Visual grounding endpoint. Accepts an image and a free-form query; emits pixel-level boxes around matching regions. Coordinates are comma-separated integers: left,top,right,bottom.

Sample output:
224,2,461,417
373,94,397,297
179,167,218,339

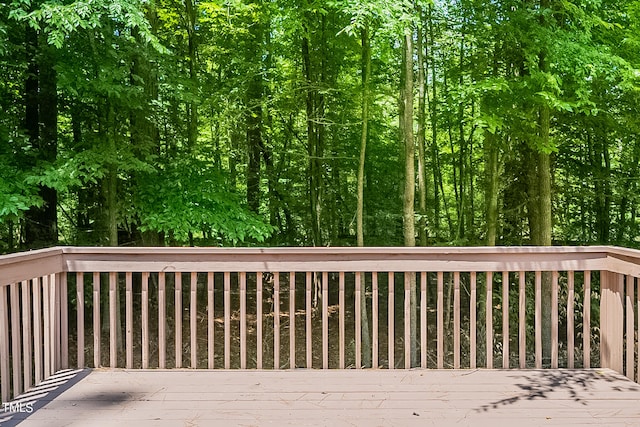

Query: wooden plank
21,280,32,390
43,274,51,378
207,272,214,369
257,273,263,370
535,271,542,369
322,272,328,369
305,272,312,368
224,271,230,369
240,272,246,370
404,273,410,370
552,270,559,369
339,272,345,369
109,271,117,368
388,272,395,369
437,271,443,369
1,248,63,285
454,272,460,369
190,272,197,369
625,275,634,380
518,271,526,369
76,273,85,369
10,282,22,395
33,277,43,384
420,272,427,369
158,272,166,369
567,271,574,369
470,272,477,369
274,272,280,369
175,272,182,369
52,273,60,373
486,271,493,369
93,272,100,368
502,271,508,369
142,272,149,369
0,285,10,402
372,272,378,369
583,271,591,368
126,272,133,369
355,272,361,369
60,272,68,369
289,272,295,369
600,271,624,373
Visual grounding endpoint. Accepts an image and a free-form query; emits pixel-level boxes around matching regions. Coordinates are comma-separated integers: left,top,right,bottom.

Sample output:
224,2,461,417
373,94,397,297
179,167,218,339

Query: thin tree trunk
416,23,428,247
357,26,372,367
401,31,417,367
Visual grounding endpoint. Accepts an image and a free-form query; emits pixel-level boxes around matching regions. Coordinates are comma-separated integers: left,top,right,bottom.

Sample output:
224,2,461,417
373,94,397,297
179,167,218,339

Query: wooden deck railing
1,246,640,404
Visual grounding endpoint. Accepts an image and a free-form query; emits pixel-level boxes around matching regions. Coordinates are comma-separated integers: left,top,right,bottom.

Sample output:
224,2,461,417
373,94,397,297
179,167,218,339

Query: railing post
600,270,624,373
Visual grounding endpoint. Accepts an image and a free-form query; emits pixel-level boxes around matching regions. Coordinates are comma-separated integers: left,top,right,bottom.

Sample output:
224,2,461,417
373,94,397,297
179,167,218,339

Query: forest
1,0,640,252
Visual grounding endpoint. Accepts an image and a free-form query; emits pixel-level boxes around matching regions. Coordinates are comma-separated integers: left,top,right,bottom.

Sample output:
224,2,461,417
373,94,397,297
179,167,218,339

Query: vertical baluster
470,272,477,369
535,271,542,369
224,272,230,369
257,273,263,369
60,272,68,369
207,272,214,369
33,277,43,383
274,272,280,369
158,272,166,369
22,280,32,389
583,271,590,368
339,272,345,369
322,271,328,369
126,272,133,369
240,272,247,369
420,272,427,368
404,272,410,369
567,271,574,369
486,271,493,369
289,272,295,369
518,271,526,369
92,273,100,369
175,272,182,369
0,284,10,401
502,271,509,369
626,275,634,380
454,272,460,369
388,272,395,369
190,272,197,369
355,272,362,369
372,272,378,369
51,274,58,374
437,271,443,369
551,271,559,369
109,271,117,368
142,272,149,369
43,275,51,377
10,282,22,395
306,272,312,368
637,276,640,383
76,273,84,369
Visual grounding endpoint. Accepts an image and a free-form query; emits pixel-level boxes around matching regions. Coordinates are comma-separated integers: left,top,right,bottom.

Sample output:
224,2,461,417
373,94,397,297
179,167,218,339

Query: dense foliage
1,0,639,251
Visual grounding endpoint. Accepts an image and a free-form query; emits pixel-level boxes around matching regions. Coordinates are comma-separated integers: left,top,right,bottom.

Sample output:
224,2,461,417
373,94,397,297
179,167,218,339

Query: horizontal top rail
2,246,640,285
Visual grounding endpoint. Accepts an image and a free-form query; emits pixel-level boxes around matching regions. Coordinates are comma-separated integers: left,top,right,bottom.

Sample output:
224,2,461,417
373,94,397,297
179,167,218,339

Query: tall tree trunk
24,30,58,249
185,0,198,147
246,6,263,213
357,26,372,367
416,23,428,247
427,5,440,239
485,130,499,246
401,31,417,367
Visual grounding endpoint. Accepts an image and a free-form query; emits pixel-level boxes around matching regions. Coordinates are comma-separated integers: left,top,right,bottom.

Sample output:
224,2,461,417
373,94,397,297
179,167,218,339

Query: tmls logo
3,402,35,413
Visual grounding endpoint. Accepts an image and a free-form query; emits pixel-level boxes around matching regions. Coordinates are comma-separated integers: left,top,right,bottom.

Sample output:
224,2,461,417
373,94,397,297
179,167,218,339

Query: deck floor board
3,369,640,426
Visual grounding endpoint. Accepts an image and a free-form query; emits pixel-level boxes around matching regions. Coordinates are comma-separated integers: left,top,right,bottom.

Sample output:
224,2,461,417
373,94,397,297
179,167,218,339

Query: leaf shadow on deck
0,369,91,427
473,370,640,413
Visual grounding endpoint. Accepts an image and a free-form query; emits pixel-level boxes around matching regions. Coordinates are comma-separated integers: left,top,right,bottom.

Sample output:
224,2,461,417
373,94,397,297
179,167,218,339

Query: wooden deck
3,368,640,426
